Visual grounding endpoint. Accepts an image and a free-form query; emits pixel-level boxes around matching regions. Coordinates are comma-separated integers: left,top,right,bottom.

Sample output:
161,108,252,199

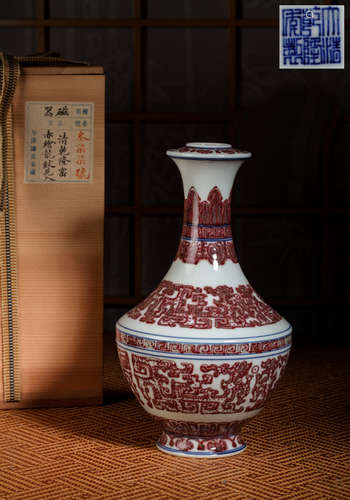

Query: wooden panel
50,28,134,112
234,216,322,300
49,0,134,19
104,216,131,297
145,0,229,19
141,122,228,206
0,69,105,408
328,216,350,299
333,123,350,207
239,0,300,18
22,66,104,75
105,123,132,205
145,28,229,112
104,306,130,334
141,216,182,296
133,0,143,300
240,0,350,19
0,28,37,55
0,0,35,19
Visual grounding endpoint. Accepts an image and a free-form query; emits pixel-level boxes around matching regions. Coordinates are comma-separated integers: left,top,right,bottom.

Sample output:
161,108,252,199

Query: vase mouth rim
166,142,252,160
186,142,232,149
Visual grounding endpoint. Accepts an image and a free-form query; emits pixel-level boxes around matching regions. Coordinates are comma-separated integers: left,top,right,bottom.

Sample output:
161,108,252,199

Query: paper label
24,102,94,183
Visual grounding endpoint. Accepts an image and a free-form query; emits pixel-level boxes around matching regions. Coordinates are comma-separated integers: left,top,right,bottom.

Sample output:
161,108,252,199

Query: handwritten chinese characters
75,130,90,180
279,6,344,69
25,102,94,183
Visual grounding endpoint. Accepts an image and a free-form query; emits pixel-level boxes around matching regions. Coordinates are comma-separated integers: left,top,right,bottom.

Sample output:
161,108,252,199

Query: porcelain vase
116,142,292,458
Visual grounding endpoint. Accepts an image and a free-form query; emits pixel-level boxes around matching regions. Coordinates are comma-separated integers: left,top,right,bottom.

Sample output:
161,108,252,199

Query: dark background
1,0,349,346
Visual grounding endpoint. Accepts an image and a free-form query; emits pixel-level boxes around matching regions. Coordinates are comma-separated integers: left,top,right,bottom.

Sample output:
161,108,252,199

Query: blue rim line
117,342,291,361
116,332,292,356
116,329,291,346
183,144,233,149
166,155,251,161
157,442,246,456
116,339,291,357
116,322,292,341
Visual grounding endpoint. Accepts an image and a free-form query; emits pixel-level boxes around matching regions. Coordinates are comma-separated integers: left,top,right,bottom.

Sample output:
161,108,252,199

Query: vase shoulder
118,142,290,343
117,276,291,342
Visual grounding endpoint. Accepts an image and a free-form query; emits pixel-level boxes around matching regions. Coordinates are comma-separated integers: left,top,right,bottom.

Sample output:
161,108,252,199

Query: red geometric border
116,329,292,355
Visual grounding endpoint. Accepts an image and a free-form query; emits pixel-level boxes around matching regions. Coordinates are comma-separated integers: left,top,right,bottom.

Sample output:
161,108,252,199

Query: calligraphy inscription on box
24,102,94,183
279,5,344,69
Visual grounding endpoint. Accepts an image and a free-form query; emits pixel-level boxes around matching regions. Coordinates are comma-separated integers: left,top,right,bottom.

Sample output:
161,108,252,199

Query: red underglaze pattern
154,417,249,437
116,329,292,355
127,280,281,329
176,186,238,265
176,240,238,266
158,431,244,453
176,147,248,155
184,187,231,226
181,224,232,240
118,349,289,414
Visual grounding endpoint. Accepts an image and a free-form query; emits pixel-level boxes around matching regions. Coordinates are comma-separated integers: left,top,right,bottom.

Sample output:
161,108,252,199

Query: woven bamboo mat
0,337,349,500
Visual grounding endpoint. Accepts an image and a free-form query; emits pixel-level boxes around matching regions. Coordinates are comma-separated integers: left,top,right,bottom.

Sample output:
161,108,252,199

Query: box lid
21,66,104,75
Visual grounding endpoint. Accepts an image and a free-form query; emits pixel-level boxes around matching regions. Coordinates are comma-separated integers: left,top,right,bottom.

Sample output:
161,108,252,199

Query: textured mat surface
0,338,349,499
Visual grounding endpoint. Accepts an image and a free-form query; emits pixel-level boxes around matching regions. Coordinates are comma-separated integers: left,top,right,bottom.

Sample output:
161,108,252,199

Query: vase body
116,142,292,458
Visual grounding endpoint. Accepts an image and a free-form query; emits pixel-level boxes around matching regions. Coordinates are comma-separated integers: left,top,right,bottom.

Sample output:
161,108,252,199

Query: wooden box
0,66,105,408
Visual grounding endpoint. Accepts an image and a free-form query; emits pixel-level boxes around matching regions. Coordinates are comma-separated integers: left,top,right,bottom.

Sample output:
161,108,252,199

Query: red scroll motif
130,354,253,414
154,417,250,438
247,356,289,411
176,186,238,265
118,349,289,415
128,280,281,329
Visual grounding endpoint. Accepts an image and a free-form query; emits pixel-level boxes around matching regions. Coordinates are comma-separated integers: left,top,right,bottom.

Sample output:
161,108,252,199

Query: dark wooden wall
1,0,349,345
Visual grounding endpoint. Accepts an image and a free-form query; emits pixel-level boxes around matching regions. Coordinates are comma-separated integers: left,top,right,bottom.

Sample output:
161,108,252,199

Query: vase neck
173,157,243,202
170,157,245,268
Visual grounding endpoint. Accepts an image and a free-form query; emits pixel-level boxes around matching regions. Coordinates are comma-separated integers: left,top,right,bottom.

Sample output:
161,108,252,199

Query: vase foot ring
156,432,246,458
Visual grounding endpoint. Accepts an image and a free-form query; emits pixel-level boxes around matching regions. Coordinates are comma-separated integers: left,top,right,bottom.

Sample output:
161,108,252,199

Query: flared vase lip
166,142,252,160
